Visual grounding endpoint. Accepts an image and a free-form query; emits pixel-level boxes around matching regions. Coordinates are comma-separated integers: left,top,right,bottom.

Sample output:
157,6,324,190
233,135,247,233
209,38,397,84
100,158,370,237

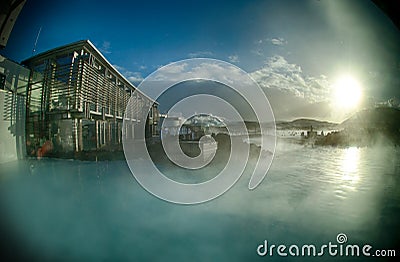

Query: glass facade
22,40,159,158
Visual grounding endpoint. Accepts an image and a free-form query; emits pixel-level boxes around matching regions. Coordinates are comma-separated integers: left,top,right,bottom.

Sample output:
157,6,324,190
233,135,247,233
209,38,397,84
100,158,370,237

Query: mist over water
1,140,399,261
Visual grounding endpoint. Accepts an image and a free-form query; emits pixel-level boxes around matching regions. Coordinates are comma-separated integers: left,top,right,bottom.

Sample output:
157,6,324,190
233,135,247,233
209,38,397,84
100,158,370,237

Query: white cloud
269,37,287,46
251,49,264,57
112,64,124,71
188,51,213,58
250,37,288,57
127,73,144,84
251,37,287,58
99,41,112,54
248,55,342,120
158,62,188,74
134,57,338,121
250,55,331,103
228,54,239,63
112,64,144,84
252,39,264,57
151,61,247,85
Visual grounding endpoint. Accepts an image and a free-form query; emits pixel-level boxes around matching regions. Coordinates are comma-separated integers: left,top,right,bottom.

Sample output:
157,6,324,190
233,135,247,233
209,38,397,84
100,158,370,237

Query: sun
333,75,362,109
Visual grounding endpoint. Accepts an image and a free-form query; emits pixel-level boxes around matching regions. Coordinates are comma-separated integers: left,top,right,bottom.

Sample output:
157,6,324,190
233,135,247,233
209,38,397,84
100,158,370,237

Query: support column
74,118,79,152
95,120,99,149
78,119,83,151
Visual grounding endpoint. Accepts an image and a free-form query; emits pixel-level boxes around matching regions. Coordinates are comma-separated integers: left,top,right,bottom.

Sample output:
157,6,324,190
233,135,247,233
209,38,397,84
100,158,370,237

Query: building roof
22,39,157,104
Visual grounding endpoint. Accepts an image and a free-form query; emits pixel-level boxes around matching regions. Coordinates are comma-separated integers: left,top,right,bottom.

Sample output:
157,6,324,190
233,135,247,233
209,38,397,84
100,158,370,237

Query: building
22,40,159,158
0,0,26,48
0,54,29,163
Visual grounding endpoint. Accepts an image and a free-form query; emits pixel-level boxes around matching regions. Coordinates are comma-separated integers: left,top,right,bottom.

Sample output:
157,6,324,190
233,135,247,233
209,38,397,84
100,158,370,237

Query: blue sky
2,0,399,121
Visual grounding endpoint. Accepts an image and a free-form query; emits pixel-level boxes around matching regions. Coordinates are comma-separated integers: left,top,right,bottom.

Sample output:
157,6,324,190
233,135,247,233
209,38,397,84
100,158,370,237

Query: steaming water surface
0,142,399,261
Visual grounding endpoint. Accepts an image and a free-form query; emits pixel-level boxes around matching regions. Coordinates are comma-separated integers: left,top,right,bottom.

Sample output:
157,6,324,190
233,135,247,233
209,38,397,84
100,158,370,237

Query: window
0,73,5,90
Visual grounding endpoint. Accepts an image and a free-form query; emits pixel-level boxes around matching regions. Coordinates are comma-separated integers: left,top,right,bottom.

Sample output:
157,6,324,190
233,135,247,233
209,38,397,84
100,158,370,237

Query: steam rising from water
1,141,399,260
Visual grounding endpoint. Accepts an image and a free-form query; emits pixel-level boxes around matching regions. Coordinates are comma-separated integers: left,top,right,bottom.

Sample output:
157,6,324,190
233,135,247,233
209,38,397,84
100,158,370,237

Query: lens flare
122,58,276,204
333,75,362,109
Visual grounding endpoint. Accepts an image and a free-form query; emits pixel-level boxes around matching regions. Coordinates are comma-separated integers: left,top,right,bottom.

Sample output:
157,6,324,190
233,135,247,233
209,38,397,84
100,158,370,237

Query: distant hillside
340,107,400,130
276,118,339,130
316,107,400,147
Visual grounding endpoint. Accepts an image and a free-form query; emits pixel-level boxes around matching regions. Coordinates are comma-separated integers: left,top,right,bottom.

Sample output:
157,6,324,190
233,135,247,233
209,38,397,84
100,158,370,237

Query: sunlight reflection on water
0,142,399,261
340,147,360,184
